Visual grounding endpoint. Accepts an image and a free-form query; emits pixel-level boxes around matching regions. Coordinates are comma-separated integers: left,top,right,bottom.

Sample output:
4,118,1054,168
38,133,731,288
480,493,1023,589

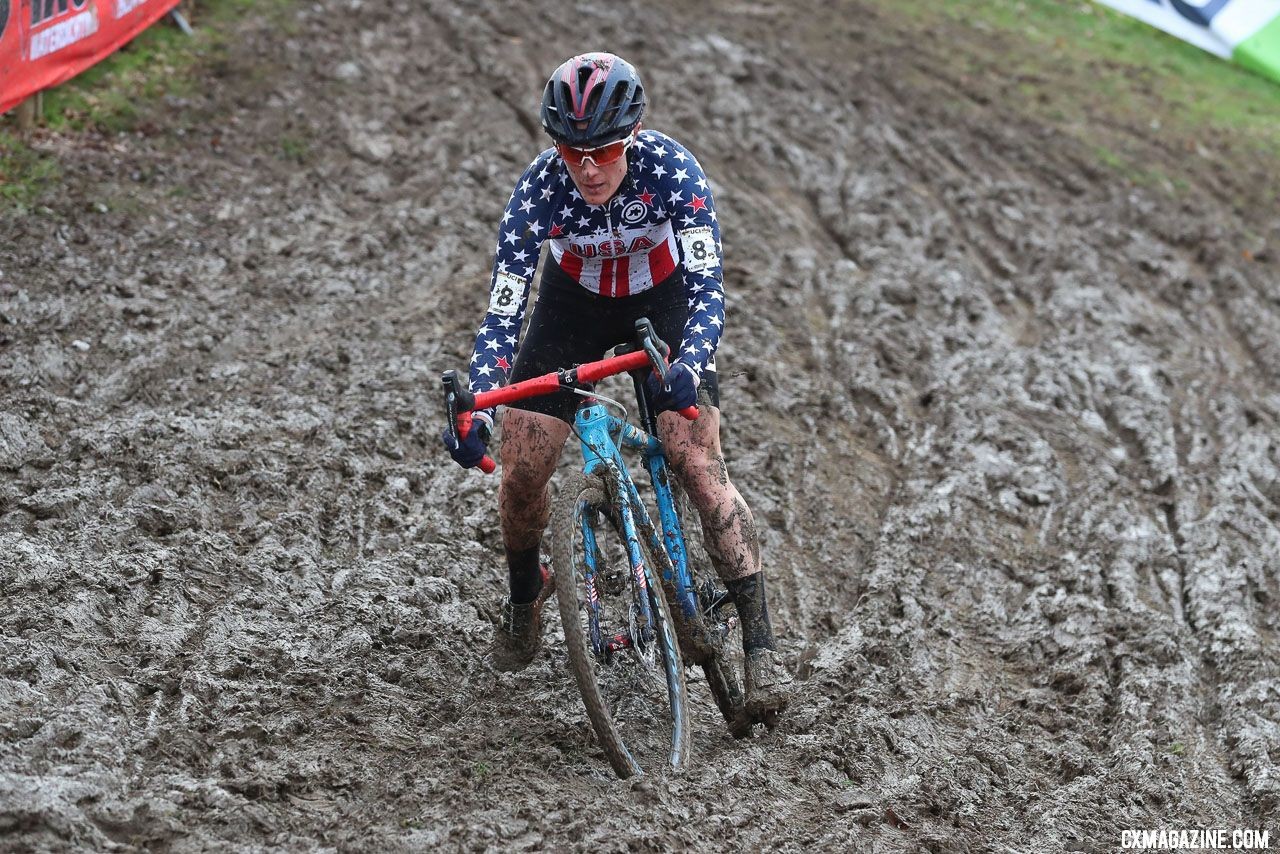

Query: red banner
0,0,182,116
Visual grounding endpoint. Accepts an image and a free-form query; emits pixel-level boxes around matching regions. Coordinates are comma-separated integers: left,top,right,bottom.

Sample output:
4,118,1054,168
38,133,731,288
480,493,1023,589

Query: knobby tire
552,470,691,778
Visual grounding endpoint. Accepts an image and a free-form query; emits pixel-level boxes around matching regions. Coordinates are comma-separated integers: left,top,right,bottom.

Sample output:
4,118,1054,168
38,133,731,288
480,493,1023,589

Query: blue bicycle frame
572,400,701,657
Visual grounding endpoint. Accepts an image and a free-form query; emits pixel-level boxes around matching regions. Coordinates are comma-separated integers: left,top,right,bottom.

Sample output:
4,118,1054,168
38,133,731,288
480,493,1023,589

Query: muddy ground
2,0,1278,850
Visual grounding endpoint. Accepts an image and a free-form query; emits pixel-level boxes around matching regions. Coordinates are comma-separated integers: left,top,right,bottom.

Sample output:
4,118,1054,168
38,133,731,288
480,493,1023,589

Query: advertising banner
1093,0,1280,83
1,0,183,116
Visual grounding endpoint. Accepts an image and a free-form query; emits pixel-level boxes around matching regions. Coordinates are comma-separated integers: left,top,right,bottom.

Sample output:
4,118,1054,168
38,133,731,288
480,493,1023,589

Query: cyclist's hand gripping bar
634,318,699,421
441,371,496,474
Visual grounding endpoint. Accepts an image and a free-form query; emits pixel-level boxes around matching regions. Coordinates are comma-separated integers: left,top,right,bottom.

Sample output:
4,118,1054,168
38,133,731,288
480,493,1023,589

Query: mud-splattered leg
498,408,571,583
657,405,760,581
488,409,571,672
659,406,791,716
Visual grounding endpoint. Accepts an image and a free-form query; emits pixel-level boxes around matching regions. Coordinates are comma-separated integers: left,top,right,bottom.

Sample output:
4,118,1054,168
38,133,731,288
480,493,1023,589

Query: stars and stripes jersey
468,129,725,396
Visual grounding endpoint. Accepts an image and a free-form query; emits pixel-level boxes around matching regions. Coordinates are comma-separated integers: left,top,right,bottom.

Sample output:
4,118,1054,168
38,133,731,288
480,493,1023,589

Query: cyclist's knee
499,408,569,496
663,422,729,503
660,405,721,461
673,446,730,504
500,463,552,506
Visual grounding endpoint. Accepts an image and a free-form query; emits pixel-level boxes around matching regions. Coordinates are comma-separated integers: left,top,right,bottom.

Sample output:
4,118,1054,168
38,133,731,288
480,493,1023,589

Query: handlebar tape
575,350,651,384
469,350,651,412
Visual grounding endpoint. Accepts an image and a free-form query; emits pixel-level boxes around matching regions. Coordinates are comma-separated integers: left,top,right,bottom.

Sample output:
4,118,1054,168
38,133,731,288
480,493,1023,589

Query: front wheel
552,470,691,778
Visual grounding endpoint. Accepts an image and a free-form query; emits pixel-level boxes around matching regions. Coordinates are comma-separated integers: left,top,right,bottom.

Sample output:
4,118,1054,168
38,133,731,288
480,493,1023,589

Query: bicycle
442,318,756,778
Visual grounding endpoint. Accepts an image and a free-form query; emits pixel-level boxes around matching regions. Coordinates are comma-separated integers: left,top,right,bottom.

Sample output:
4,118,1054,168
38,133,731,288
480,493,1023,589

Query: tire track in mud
1072,212,1280,813
711,1,1278,836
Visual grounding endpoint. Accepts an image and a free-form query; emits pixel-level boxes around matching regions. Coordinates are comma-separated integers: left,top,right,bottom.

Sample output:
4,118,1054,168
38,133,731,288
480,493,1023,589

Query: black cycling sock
506,545,544,605
725,572,776,653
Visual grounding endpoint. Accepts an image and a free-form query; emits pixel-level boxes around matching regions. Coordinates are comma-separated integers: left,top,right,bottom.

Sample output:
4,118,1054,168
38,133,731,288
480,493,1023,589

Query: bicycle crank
602,625,656,663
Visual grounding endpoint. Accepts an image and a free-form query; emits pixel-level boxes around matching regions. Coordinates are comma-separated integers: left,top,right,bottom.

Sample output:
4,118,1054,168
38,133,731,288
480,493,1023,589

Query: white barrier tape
1092,0,1280,83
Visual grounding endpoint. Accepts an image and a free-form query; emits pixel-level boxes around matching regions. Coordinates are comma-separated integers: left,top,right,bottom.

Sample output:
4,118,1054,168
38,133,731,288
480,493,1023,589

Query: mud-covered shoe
490,566,553,673
744,648,793,717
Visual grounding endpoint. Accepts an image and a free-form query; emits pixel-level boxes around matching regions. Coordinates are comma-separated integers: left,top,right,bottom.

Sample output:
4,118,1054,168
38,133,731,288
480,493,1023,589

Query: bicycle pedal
605,631,633,655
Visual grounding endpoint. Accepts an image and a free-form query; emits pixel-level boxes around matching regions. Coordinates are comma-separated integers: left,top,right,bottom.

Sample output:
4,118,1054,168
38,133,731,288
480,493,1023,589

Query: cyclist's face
564,152,628,206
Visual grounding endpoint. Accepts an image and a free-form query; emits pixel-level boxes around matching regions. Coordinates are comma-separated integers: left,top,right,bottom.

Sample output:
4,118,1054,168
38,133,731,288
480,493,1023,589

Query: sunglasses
556,131,636,168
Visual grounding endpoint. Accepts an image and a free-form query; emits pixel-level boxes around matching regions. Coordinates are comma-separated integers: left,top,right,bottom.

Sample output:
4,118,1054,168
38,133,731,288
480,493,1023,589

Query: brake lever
442,371,462,444
441,370,495,474
642,337,669,384
635,317,668,380
633,317,698,421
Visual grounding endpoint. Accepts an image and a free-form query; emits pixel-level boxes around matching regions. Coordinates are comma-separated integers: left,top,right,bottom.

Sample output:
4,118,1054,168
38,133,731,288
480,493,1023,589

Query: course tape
1093,0,1280,83
1,0,182,116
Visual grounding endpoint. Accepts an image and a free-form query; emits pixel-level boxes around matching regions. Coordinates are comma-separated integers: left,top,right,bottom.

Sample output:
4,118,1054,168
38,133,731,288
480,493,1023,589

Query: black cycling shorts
507,260,721,423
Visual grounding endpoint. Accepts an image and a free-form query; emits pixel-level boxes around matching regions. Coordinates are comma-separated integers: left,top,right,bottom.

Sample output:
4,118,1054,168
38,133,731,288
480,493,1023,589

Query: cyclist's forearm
472,149,556,393
676,274,725,374
468,302,525,394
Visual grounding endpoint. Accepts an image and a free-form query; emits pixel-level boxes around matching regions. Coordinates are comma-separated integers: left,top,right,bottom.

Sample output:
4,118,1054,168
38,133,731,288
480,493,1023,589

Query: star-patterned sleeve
652,135,725,377
468,149,559,400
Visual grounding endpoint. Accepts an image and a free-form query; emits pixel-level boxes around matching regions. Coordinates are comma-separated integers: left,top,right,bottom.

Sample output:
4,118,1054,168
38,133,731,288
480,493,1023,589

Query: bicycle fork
579,468,658,663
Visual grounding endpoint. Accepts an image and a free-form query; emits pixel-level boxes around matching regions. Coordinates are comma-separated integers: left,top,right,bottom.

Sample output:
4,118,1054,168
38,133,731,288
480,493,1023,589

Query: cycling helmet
540,52,646,148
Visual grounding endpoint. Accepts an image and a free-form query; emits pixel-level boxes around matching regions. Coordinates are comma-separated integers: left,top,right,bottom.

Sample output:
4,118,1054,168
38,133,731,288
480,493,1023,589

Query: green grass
0,132,60,205
279,134,311,164
40,19,198,134
880,0,1280,160
38,0,293,133
1092,145,1126,170
1,0,295,209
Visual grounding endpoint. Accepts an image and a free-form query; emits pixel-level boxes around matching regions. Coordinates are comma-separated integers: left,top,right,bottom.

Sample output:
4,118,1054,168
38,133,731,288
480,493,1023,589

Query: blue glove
442,411,493,469
645,362,700,413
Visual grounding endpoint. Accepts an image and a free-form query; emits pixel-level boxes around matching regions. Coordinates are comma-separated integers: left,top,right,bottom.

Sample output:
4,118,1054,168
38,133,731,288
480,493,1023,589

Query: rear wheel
698,590,751,738
552,470,691,778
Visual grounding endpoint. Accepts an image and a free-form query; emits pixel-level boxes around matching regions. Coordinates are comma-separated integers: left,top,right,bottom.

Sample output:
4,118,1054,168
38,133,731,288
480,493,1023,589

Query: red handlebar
449,343,699,476
470,350,652,412
468,351,699,421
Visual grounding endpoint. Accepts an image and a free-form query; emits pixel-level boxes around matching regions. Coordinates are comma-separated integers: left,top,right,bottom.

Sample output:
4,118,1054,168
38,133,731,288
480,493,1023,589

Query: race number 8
488,271,524,317
679,226,718,273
